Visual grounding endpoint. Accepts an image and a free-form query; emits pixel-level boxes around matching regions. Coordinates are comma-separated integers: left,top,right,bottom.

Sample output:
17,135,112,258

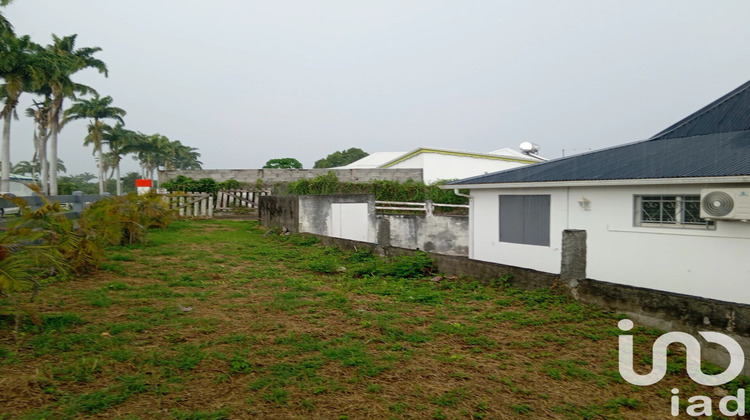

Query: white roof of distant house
378,147,543,167
341,147,543,169
487,148,543,160
339,152,406,168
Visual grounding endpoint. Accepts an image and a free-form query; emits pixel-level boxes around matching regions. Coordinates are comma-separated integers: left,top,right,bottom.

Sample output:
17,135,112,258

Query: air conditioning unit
700,188,750,221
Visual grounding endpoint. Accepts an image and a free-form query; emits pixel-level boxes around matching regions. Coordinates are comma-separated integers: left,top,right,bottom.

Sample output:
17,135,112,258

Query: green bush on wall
161,176,242,194
287,172,469,205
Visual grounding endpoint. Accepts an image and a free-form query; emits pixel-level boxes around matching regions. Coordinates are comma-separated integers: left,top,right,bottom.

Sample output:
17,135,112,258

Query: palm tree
0,0,14,37
169,141,202,170
12,158,64,177
101,122,141,195
133,134,203,181
0,33,38,192
63,93,125,194
136,133,171,180
24,98,51,188
10,160,30,175
43,34,107,195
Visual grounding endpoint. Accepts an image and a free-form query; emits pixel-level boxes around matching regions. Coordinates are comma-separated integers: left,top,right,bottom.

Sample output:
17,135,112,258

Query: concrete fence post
377,217,391,248
425,200,434,217
560,229,587,288
72,191,83,214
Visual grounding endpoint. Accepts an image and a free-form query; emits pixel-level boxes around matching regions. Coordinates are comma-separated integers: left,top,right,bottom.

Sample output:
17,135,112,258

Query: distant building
3,174,37,196
340,146,543,184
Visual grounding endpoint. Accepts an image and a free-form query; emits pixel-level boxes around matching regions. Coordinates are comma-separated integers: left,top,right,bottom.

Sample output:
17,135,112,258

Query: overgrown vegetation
0,189,172,328
161,175,242,195
1,219,745,419
287,171,469,205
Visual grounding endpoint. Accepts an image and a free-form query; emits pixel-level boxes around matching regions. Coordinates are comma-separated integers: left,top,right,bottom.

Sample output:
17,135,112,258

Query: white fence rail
216,189,270,210
158,189,271,218
163,192,213,218
375,200,469,216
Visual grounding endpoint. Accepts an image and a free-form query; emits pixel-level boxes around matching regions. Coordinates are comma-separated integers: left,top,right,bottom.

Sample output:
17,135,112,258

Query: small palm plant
0,187,174,330
0,188,70,329
81,192,173,245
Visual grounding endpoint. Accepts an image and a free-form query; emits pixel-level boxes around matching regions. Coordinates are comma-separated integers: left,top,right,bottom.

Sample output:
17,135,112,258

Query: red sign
135,179,153,187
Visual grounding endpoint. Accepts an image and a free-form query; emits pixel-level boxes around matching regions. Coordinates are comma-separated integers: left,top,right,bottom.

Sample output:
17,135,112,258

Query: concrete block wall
377,214,469,256
573,279,750,377
259,194,470,256
159,168,423,185
258,195,299,232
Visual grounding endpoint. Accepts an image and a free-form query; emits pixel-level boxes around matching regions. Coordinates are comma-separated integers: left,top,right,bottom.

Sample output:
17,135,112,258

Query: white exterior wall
298,196,378,243
569,184,750,304
470,188,569,274
470,183,750,304
389,153,531,184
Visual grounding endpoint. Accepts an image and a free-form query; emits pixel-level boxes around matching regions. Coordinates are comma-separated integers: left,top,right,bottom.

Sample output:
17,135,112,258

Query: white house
4,175,37,196
341,147,543,184
449,80,750,305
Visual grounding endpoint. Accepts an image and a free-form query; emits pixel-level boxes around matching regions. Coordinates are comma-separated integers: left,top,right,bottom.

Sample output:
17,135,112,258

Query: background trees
63,93,126,194
263,158,302,169
0,7,203,195
313,148,368,168
43,33,107,195
101,123,139,196
0,33,37,192
135,134,202,181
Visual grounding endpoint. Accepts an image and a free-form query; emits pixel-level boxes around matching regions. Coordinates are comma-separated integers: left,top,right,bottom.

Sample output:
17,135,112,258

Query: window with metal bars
634,195,714,229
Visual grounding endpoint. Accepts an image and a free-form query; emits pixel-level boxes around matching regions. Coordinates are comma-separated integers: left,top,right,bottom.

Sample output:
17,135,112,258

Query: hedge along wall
286,172,469,206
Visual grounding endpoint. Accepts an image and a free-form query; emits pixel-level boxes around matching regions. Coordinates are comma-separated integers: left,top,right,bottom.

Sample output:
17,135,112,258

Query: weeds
0,219,741,419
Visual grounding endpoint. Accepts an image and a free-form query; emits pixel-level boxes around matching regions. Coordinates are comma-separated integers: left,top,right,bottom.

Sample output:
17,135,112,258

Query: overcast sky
4,1,750,175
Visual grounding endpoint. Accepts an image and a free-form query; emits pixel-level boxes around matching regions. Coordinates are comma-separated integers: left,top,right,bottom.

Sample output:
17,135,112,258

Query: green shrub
219,179,241,190
162,176,243,194
81,193,173,246
0,189,175,330
378,252,435,278
287,172,469,207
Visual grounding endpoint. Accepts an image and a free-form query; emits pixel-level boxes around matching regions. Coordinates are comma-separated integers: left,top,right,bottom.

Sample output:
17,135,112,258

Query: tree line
0,1,202,196
263,148,369,169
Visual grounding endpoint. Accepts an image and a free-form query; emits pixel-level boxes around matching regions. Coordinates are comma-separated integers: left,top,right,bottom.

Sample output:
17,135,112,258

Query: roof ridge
649,79,750,140
649,127,750,142
447,139,649,185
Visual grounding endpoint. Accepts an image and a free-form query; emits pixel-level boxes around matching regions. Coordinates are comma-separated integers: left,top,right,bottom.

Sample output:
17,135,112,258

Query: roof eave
443,175,750,189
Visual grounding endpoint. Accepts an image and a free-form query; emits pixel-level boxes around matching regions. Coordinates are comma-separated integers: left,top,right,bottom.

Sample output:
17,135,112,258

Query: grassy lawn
0,219,745,419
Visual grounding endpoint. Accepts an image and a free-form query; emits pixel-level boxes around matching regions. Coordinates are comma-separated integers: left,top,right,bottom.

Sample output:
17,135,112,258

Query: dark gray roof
651,79,750,140
451,80,750,185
